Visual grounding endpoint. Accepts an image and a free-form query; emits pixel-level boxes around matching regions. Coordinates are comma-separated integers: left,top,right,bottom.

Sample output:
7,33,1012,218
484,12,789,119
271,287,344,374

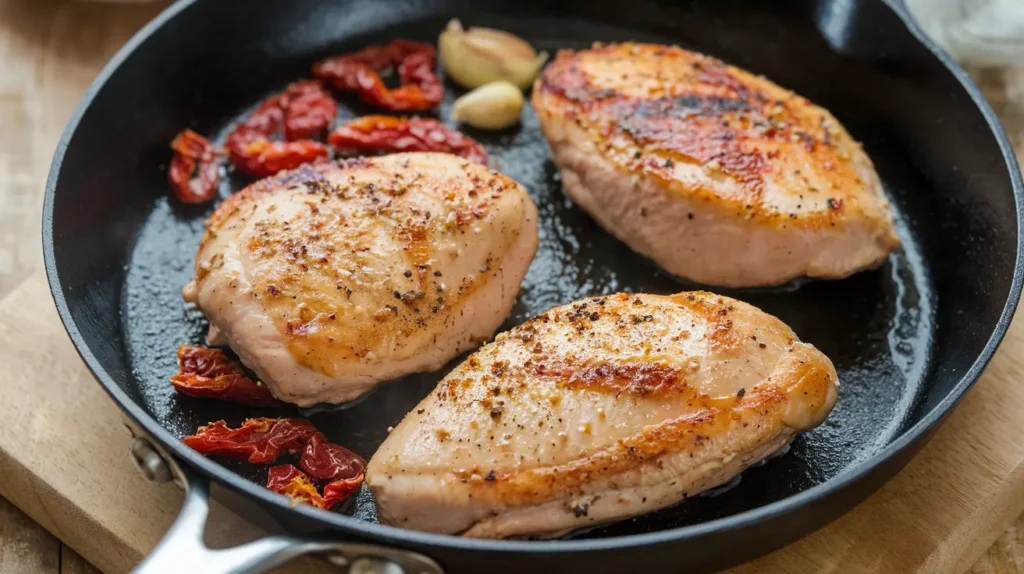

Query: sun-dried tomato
313,40,442,111
170,345,279,407
282,80,338,141
228,138,330,178
226,82,331,178
300,433,366,481
266,464,329,508
183,418,316,464
314,40,427,91
168,129,221,203
328,116,487,164
266,464,363,509
322,474,364,507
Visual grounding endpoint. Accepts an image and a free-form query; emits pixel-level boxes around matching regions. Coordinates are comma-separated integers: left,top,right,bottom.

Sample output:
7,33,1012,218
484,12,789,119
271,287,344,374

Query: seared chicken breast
367,292,838,537
533,43,900,287
182,153,538,406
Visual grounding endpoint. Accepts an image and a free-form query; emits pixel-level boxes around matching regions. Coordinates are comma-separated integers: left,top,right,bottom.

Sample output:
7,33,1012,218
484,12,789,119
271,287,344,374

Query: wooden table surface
0,0,1022,572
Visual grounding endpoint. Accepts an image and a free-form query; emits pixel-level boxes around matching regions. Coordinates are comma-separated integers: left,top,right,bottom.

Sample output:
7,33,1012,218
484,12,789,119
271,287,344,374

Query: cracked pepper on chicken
533,43,900,287
182,153,538,406
367,292,838,537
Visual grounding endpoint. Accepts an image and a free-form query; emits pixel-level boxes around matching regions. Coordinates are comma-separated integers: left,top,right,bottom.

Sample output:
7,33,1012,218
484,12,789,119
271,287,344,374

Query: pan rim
42,0,1024,556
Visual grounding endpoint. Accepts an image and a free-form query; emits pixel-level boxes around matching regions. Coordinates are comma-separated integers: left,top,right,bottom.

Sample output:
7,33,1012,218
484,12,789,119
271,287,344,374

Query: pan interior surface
120,6,936,538
47,0,1020,553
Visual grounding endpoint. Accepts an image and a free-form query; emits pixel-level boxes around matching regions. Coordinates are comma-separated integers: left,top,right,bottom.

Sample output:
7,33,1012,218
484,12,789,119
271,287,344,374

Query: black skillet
42,0,1024,572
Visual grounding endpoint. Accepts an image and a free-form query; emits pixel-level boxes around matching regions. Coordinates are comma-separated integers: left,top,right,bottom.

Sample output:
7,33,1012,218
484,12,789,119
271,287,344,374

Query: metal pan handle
129,436,443,574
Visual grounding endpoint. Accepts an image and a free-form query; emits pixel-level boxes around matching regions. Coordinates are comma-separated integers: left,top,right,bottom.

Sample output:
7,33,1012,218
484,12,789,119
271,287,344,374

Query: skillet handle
129,437,443,574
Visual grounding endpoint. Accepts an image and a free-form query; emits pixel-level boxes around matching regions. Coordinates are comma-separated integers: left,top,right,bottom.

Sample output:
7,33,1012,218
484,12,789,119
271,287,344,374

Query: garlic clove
438,19,548,90
451,81,525,131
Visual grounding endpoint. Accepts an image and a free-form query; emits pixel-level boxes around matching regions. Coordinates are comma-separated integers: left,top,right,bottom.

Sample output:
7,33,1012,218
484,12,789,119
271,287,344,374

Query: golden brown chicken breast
182,153,538,406
533,42,900,287
367,292,838,537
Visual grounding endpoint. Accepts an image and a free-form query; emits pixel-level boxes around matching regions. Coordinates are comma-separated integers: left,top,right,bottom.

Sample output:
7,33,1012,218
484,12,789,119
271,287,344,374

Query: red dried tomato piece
266,464,328,508
313,40,442,111
170,345,279,407
183,418,316,464
322,474,364,507
228,139,330,178
226,83,331,178
300,433,366,481
328,116,487,164
266,464,363,510
168,129,221,203
282,80,338,141
313,45,391,91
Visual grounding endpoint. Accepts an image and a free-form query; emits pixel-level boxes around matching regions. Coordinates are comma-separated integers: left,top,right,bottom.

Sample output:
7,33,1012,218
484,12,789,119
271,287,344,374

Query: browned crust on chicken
189,154,538,405
368,292,838,536
534,42,895,232
426,292,831,504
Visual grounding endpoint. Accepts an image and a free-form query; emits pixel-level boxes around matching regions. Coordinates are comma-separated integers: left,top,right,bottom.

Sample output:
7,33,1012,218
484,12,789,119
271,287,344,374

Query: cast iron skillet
42,0,1024,572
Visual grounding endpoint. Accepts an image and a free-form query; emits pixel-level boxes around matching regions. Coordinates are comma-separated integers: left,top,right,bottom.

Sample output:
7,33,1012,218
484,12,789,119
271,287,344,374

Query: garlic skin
451,81,525,130
438,19,548,90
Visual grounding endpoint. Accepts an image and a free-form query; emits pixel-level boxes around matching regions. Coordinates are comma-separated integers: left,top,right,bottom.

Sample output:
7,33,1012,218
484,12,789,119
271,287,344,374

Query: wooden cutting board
1,269,1024,574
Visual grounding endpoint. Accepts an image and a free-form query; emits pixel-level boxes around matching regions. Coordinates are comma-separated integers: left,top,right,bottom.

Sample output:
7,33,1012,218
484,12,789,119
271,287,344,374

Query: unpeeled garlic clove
451,81,524,130
438,19,548,90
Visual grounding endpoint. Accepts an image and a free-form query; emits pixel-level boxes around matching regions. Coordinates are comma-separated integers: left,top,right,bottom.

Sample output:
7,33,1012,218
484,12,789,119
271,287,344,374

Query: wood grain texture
0,0,168,300
61,545,102,574
0,496,59,574
970,523,1024,574
0,454,97,574
0,0,1022,571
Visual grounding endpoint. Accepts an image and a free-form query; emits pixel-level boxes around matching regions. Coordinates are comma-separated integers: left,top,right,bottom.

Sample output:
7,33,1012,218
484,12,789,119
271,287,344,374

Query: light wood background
0,0,1022,572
